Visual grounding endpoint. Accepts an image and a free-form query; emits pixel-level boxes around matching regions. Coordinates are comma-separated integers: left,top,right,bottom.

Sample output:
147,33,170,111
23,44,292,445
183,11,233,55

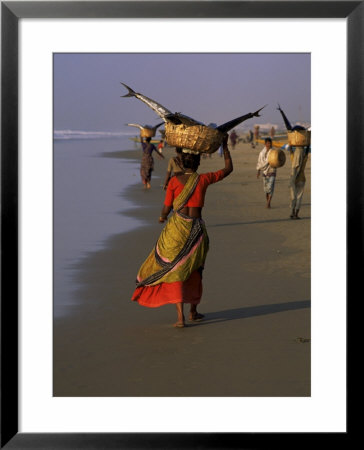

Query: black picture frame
1,1,359,448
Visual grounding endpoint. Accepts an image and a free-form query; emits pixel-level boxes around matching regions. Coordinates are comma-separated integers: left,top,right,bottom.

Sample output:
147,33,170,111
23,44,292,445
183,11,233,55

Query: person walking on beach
248,129,255,148
140,137,164,189
162,147,185,190
131,134,233,328
288,145,310,219
229,130,238,149
158,139,165,154
256,137,277,209
254,125,260,145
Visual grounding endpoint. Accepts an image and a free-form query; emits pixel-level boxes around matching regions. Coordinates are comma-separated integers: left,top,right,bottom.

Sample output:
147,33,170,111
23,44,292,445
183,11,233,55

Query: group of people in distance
256,136,309,219
132,131,309,327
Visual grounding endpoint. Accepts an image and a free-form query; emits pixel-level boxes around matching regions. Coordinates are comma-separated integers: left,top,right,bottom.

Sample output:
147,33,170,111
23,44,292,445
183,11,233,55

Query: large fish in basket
121,83,265,154
126,122,164,138
277,104,311,147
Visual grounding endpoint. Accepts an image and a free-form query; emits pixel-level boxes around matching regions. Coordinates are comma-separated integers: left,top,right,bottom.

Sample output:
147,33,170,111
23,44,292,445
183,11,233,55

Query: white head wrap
182,148,200,155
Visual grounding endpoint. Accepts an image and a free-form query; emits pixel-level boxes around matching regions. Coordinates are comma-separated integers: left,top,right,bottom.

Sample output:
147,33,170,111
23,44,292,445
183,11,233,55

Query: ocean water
54,136,142,318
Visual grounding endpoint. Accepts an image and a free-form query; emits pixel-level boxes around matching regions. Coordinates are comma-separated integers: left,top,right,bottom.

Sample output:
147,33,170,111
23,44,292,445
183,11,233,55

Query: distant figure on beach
254,125,260,145
276,104,310,218
287,145,310,219
131,134,233,328
158,139,164,154
230,130,238,149
140,137,164,189
256,137,276,208
270,126,276,139
248,129,255,148
163,147,185,190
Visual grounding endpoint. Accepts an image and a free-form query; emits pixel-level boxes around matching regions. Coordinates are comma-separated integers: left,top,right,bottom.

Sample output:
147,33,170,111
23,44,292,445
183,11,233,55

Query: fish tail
253,105,267,117
217,105,267,133
277,104,292,130
120,82,137,98
121,84,172,119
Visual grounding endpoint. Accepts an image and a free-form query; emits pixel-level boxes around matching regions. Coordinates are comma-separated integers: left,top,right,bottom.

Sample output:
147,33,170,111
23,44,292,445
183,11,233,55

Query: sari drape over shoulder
131,173,209,308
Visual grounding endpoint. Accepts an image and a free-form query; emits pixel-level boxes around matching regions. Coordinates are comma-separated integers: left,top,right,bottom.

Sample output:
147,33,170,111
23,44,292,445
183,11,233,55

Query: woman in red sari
131,135,233,327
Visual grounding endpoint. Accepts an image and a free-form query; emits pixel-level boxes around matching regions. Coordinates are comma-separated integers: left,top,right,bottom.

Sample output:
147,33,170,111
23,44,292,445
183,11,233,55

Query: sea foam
54,130,136,140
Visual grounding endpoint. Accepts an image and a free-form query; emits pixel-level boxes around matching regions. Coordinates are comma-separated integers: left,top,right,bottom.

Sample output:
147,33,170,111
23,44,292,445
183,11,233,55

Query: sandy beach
54,140,311,397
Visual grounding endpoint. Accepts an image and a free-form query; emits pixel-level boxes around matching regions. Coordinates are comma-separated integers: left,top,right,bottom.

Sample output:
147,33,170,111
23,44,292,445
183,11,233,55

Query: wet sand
54,141,311,397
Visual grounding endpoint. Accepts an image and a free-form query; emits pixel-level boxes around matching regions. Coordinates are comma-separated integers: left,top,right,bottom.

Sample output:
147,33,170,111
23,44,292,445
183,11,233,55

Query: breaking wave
54,130,136,140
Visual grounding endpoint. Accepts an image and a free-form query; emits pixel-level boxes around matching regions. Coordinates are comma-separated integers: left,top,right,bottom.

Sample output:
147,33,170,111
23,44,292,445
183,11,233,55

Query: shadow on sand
209,217,310,228
188,299,310,327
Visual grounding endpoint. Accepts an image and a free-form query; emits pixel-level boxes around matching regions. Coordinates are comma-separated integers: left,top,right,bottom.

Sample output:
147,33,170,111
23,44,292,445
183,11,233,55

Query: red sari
131,170,224,307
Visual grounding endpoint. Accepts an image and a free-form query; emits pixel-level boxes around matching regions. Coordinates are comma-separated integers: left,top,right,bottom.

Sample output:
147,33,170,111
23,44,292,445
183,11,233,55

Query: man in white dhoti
256,138,277,209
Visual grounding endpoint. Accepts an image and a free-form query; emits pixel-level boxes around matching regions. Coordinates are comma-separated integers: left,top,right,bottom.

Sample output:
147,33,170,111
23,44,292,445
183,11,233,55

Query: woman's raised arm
221,134,233,177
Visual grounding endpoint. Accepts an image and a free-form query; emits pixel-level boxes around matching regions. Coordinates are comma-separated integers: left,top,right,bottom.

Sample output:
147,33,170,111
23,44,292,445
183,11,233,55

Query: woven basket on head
165,123,224,154
287,130,311,146
268,149,286,168
140,128,156,138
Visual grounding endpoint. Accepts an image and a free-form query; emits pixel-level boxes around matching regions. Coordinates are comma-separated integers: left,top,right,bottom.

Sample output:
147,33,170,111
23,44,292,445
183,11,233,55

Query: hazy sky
54,53,310,132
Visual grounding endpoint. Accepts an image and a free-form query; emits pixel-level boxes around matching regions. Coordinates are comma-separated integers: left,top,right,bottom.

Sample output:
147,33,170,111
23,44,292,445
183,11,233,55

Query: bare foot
173,321,185,328
189,312,205,322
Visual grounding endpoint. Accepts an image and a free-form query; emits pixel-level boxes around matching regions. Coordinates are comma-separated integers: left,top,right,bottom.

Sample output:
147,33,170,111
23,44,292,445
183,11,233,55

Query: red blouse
164,170,225,207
